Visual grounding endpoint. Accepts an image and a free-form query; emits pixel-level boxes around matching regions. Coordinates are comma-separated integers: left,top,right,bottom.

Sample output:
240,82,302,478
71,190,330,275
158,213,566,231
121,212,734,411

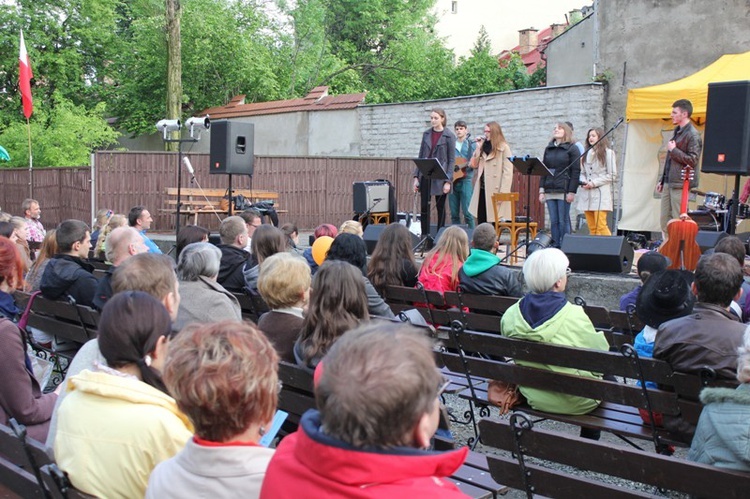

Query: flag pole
26,117,32,198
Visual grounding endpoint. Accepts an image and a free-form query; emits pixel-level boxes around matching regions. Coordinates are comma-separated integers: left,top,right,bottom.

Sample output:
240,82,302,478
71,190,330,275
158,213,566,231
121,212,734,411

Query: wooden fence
0,152,543,232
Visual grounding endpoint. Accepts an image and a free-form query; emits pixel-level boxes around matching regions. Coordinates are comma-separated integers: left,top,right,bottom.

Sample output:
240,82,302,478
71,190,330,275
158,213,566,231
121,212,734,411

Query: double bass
659,166,700,271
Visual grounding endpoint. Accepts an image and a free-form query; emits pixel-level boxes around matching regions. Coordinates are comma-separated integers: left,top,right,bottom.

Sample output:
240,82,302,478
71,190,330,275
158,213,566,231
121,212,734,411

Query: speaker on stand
210,120,256,216
701,80,750,234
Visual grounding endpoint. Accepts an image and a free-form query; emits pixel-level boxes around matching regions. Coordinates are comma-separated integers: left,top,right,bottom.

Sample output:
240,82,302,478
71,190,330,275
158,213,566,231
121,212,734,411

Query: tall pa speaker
363,224,418,255
702,80,750,175
210,120,255,175
561,235,634,274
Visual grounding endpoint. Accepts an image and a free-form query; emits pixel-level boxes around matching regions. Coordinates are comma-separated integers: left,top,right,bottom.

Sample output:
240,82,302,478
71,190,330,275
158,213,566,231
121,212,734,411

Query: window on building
451,1,458,14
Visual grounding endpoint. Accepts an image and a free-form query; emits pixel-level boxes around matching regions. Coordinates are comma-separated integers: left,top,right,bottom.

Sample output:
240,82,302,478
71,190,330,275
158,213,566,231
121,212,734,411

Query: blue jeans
449,179,475,228
546,198,571,247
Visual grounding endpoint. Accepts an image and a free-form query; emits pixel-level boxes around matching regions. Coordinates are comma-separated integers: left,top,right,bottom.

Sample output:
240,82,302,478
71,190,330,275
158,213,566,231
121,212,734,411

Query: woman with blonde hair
539,122,580,248
469,121,514,224
339,220,363,238
96,213,127,260
90,208,113,253
577,127,616,236
417,225,469,295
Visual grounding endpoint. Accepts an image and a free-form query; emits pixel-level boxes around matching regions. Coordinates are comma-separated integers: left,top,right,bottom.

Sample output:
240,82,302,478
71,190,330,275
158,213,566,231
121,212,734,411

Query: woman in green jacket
500,248,610,417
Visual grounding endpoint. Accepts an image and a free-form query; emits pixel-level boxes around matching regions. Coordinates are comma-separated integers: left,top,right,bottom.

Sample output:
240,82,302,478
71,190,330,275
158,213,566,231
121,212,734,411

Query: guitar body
659,166,701,271
660,218,700,270
453,157,469,182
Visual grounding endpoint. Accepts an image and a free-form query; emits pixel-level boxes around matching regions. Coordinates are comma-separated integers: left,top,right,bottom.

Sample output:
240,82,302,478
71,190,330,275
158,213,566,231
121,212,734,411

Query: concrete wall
359,83,606,160
596,0,750,128
115,109,361,157
545,15,595,87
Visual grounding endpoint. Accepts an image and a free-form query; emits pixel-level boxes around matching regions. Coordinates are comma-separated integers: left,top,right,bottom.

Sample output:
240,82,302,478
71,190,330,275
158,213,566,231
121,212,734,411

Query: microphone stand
554,117,625,178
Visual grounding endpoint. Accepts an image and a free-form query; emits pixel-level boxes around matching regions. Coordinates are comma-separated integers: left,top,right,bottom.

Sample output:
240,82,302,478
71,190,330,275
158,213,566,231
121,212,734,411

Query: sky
434,0,593,57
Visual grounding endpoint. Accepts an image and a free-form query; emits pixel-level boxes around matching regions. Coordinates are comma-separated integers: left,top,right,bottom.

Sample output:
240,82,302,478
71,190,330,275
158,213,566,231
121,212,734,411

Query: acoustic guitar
659,166,700,271
453,157,469,182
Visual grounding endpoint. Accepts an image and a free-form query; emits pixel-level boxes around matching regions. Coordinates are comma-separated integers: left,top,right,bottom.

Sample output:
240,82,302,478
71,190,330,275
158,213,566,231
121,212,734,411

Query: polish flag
19,30,33,119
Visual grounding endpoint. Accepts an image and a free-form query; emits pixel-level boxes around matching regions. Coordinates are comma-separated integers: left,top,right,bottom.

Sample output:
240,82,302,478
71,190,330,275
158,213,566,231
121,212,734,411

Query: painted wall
545,15,595,87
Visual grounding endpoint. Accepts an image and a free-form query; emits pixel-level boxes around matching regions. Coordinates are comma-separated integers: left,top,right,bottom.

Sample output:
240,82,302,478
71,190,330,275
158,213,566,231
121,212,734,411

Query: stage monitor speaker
210,120,255,175
434,225,473,247
363,224,419,255
561,235,634,274
702,80,750,175
695,230,729,253
353,181,390,214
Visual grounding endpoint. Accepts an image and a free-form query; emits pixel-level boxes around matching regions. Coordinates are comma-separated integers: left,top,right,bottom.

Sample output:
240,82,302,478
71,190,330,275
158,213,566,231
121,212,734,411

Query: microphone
615,116,625,126
182,156,195,175
475,136,485,143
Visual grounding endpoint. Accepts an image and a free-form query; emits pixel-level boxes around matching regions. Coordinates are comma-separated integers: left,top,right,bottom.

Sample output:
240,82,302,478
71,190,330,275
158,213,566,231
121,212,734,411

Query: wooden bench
232,292,269,323
0,420,48,498
276,361,507,498
439,323,736,452
162,187,284,226
479,413,750,498
15,292,100,382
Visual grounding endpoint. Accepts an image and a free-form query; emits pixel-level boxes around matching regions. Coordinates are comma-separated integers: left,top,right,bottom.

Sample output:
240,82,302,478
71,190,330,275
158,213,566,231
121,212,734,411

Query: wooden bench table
162,187,285,225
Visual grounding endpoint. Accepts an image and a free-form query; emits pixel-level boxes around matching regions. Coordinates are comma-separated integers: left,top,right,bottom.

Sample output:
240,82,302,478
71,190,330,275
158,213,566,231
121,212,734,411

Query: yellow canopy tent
618,51,750,232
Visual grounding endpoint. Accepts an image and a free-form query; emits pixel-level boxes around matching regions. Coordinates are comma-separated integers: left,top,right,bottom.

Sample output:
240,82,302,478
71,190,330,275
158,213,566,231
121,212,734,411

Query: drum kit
689,190,749,232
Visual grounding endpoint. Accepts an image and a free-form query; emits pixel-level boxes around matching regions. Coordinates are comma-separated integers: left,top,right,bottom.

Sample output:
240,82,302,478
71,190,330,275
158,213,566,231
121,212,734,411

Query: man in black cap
619,251,671,312
633,269,695,436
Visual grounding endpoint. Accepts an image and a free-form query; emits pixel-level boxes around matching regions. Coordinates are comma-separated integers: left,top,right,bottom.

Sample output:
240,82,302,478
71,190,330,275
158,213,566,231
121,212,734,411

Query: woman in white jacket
577,127,616,236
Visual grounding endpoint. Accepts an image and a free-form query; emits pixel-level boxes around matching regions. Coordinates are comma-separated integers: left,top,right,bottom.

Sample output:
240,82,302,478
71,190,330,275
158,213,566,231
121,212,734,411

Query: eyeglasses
566,267,572,276
277,380,284,395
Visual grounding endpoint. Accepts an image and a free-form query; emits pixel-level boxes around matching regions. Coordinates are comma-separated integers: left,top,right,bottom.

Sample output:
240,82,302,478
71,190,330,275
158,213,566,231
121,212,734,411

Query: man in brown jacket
653,252,746,440
656,98,703,233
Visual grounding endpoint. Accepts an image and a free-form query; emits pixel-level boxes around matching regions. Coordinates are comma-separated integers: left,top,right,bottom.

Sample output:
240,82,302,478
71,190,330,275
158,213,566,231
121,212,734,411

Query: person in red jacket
260,322,469,499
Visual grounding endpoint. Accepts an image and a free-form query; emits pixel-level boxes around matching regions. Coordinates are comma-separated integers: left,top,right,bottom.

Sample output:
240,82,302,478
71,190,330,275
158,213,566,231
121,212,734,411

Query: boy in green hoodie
458,223,522,297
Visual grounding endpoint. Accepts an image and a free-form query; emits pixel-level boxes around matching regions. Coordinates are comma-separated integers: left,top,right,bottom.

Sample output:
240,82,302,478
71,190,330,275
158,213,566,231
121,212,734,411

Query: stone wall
359,83,606,159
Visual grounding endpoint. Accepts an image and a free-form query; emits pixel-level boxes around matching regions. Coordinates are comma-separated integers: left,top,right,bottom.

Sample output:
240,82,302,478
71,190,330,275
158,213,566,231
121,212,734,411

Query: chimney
550,23,566,38
518,28,539,55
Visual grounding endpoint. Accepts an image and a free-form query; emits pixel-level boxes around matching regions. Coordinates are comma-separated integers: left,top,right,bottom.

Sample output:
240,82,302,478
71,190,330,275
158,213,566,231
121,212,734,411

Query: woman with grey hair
174,242,242,331
689,326,750,471
500,248,609,433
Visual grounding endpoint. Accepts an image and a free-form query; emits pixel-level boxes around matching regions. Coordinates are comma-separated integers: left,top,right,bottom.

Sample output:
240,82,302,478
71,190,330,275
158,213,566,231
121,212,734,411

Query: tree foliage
0,94,119,168
0,0,547,166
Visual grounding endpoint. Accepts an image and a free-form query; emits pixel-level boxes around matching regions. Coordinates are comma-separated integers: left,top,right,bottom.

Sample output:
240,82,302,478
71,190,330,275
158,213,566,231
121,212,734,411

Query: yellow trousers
585,210,611,236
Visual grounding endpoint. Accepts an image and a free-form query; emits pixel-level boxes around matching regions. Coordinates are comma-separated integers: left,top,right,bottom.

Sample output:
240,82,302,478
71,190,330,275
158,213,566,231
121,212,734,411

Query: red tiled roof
199,86,367,119
498,26,557,74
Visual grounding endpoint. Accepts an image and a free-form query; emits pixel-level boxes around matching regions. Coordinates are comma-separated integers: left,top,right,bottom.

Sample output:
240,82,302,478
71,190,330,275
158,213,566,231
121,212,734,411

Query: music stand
411,158,449,253
504,156,552,260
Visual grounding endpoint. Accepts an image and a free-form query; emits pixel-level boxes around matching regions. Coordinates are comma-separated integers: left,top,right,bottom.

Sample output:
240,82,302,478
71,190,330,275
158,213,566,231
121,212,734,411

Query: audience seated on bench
501,247,609,438
256,253,310,363
54,292,192,498
0,238,58,442
147,321,277,498
261,322,470,498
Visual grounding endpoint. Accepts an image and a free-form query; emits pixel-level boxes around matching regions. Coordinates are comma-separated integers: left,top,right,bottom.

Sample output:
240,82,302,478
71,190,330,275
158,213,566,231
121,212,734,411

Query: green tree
0,94,119,167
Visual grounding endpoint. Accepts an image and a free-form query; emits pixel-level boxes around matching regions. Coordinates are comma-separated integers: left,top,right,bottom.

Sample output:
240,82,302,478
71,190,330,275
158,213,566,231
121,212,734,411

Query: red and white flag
19,30,33,119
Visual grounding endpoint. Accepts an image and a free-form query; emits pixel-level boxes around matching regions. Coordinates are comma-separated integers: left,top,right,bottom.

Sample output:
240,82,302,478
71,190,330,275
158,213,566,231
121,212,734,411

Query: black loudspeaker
353,181,390,214
561,235,634,274
210,120,255,175
434,224,474,246
695,231,729,253
702,80,750,175
363,224,419,255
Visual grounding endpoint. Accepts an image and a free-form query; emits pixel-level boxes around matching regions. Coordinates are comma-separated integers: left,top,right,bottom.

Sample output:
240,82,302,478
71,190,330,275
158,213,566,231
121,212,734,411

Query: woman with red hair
0,236,58,441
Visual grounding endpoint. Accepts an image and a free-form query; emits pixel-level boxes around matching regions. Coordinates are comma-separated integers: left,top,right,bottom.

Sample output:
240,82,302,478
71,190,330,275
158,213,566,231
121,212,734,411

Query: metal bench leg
509,412,535,499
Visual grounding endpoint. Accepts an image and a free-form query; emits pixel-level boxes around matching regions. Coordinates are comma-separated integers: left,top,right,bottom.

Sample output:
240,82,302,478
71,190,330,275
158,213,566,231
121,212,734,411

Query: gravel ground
442,393,690,498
